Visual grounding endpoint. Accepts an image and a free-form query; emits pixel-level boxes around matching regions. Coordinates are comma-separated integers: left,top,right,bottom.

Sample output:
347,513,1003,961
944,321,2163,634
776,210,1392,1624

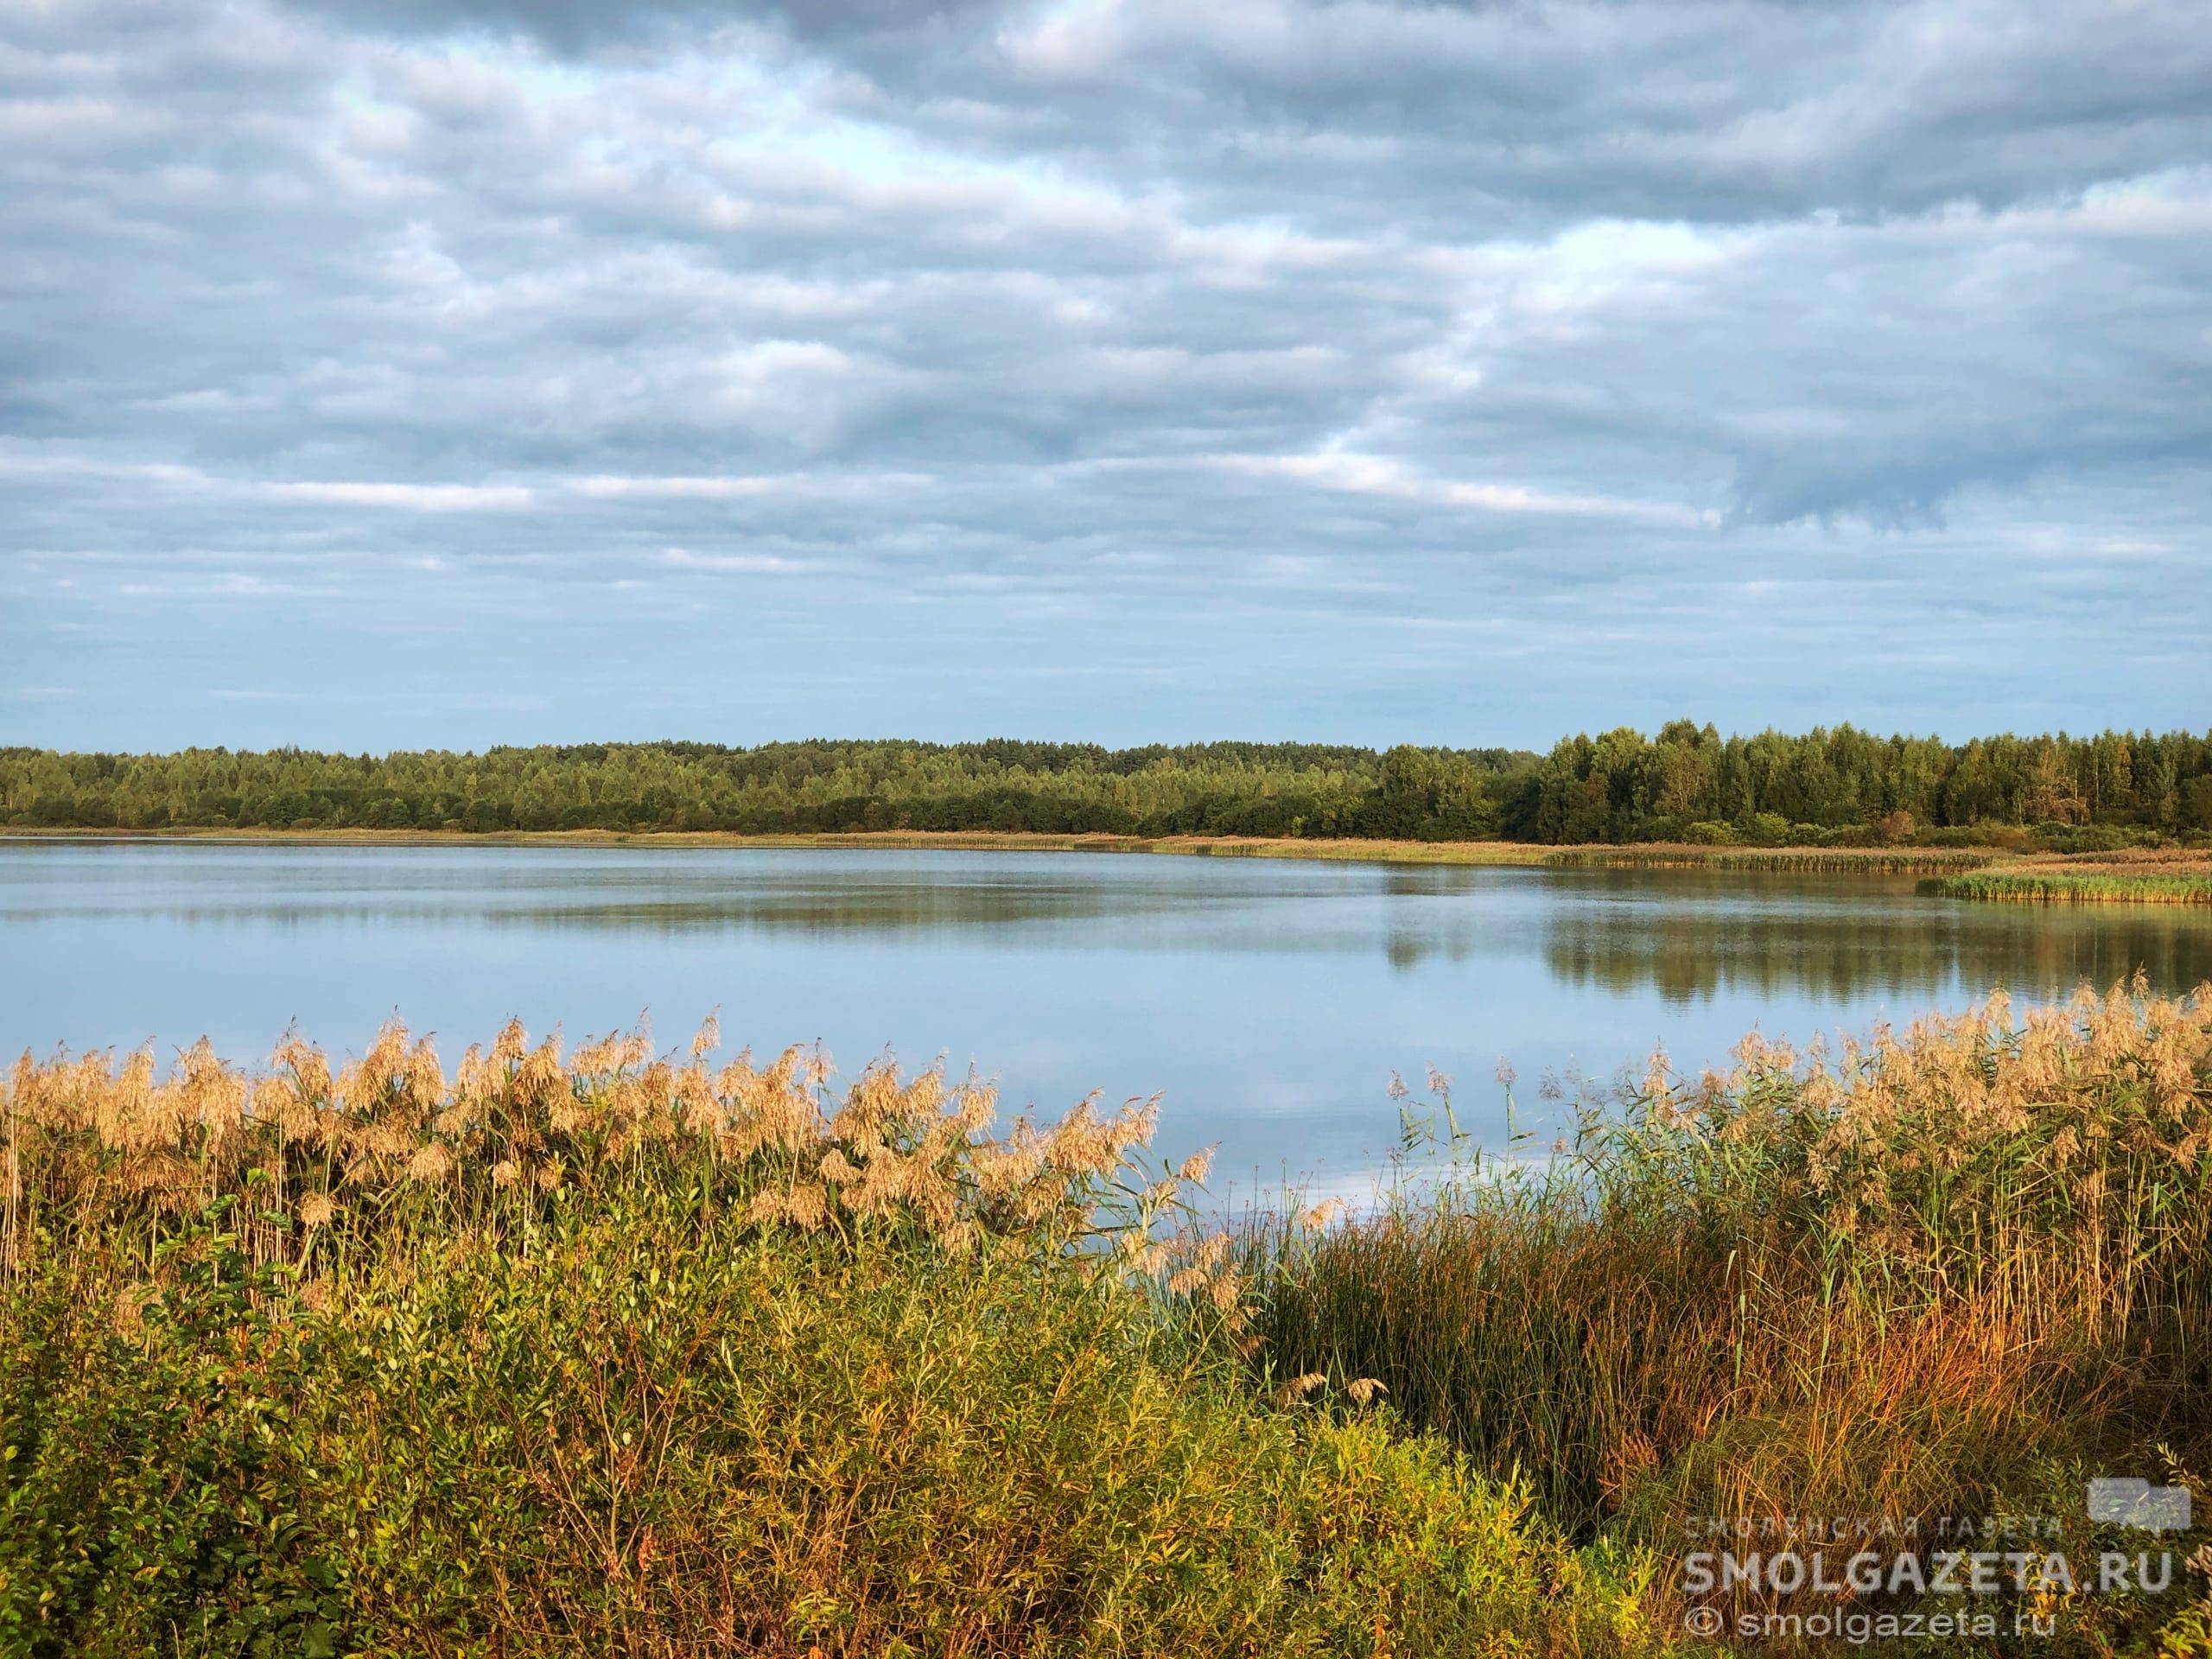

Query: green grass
1920,870,2212,905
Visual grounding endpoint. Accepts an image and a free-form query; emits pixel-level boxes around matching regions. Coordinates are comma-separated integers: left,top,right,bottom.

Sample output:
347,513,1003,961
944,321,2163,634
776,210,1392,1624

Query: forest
3,724,2211,845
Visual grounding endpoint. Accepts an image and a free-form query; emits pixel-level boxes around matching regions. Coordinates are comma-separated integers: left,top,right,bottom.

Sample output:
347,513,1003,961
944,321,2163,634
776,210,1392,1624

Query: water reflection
6,842,2212,1192
1538,874,2212,1005
6,842,2212,1000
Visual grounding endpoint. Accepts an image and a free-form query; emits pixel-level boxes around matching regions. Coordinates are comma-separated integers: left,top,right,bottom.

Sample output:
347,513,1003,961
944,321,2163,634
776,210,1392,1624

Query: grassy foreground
0,1024,1656,1658
1256,981,2212,1652
8,989,2212,1654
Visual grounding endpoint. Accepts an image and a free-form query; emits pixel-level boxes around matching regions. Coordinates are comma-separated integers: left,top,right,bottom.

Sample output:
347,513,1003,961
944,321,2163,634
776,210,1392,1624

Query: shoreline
11,826,2209,893
0,824,2008,872
0,825,1553,865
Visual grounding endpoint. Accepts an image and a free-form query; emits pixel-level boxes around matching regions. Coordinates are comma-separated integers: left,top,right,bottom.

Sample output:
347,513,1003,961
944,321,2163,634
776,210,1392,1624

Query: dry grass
1254,981,2212,1640
2020,848,2212,873
0,1017,1249,1318
0,825,1561,867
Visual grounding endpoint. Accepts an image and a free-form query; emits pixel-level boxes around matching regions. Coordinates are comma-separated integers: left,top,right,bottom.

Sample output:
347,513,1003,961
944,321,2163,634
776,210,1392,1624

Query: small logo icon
2088,1478,2192,1532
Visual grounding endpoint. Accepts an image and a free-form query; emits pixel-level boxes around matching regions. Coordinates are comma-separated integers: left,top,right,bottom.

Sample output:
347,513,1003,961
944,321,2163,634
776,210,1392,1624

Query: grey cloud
280,0,998,51
264,2,2212,223
813,1,2212,227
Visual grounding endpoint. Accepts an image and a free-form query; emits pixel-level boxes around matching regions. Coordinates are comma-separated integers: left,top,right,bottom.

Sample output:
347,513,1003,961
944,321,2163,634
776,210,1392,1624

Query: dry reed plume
0,1017,1251,1333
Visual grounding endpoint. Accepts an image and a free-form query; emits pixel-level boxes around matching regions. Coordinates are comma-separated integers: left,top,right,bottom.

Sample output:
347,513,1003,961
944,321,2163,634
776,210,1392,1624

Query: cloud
1215,451,1717,528
0,0,2207,747
284,0,999,53
660,547,800,573
262,481,537,510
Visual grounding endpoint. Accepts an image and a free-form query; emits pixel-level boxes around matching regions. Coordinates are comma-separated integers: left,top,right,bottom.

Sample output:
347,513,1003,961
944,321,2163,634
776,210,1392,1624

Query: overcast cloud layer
3,0,2209,750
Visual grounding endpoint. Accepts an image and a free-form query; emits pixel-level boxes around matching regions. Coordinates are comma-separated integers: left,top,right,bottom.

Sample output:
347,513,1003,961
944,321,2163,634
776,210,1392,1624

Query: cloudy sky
4,0,2209,753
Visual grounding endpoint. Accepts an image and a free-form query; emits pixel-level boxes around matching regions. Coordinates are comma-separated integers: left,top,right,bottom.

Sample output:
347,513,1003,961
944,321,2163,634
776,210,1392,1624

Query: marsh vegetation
7,983,2212,1653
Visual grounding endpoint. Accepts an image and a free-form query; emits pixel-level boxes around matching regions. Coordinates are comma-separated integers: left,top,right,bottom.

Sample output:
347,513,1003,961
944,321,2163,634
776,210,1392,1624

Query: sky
3,0,2209,754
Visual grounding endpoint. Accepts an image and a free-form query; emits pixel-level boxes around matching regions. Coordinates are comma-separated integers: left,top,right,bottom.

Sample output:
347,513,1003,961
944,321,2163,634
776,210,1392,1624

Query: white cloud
1216,452,1716,528
661,547,800,573
260,481,536,510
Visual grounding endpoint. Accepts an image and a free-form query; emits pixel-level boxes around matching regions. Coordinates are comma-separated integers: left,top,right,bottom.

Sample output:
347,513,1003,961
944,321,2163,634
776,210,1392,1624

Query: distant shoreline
0,824,2008,873
0,824,1554,864
14,827,2212,900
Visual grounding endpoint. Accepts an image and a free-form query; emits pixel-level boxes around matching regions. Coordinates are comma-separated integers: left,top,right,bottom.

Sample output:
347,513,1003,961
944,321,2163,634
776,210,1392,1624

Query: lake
6,838,2211,1205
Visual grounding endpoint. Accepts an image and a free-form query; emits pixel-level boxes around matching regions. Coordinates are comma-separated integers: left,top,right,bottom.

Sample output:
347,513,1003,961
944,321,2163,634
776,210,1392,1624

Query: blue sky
3,0,2209,752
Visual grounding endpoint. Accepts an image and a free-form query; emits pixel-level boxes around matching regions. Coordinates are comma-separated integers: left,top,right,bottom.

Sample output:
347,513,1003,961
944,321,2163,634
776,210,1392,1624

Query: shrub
0,1217,348,1659
1739,812,1791,847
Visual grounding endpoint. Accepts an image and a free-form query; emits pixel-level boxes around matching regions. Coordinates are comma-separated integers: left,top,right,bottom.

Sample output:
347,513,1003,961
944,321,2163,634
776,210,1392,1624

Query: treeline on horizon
5,723,2212,845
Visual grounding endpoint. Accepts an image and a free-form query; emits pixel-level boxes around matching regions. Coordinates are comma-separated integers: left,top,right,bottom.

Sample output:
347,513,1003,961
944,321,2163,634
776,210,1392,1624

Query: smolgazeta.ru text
1681,1548,2176,1596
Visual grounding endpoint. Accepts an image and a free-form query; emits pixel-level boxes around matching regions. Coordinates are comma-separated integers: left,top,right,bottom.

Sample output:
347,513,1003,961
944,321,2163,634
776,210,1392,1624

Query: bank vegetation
8,984,2212,1651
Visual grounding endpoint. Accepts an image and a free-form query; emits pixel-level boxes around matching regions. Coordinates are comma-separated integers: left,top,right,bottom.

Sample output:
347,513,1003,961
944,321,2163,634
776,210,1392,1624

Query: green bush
0,1217,347,1659
0,1198,1661,1659
270,1197,1656,1656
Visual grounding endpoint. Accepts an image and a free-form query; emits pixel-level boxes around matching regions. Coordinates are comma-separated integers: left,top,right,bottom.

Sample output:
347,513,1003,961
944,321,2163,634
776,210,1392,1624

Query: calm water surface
7,840,2212,1202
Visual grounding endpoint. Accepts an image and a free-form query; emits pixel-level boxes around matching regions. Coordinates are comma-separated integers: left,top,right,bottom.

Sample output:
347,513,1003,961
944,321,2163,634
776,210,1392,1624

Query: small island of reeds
1921,868,2212,906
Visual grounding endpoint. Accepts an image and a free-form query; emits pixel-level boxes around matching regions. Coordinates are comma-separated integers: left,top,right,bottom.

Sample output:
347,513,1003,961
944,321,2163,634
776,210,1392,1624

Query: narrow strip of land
9,825,2211,896
0,824,1942,868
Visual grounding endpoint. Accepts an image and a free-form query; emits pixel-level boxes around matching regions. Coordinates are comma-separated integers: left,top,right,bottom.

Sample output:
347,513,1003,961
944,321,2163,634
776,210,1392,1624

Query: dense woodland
4,725,2211,844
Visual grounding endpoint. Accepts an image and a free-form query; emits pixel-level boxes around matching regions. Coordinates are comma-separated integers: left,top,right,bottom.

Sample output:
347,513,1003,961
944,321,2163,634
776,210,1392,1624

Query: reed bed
0,1018,1192,1276
0,1020,1657,1659
1253,981,2212,1645
1923,871,2212,906
1543,846,2000,874
2020,847,2212,871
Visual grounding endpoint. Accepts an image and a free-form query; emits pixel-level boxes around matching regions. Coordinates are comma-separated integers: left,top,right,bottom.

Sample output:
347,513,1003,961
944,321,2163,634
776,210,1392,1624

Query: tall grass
1923,871,2212,906
0,1021,1657,1658
1253,982,2212,1640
